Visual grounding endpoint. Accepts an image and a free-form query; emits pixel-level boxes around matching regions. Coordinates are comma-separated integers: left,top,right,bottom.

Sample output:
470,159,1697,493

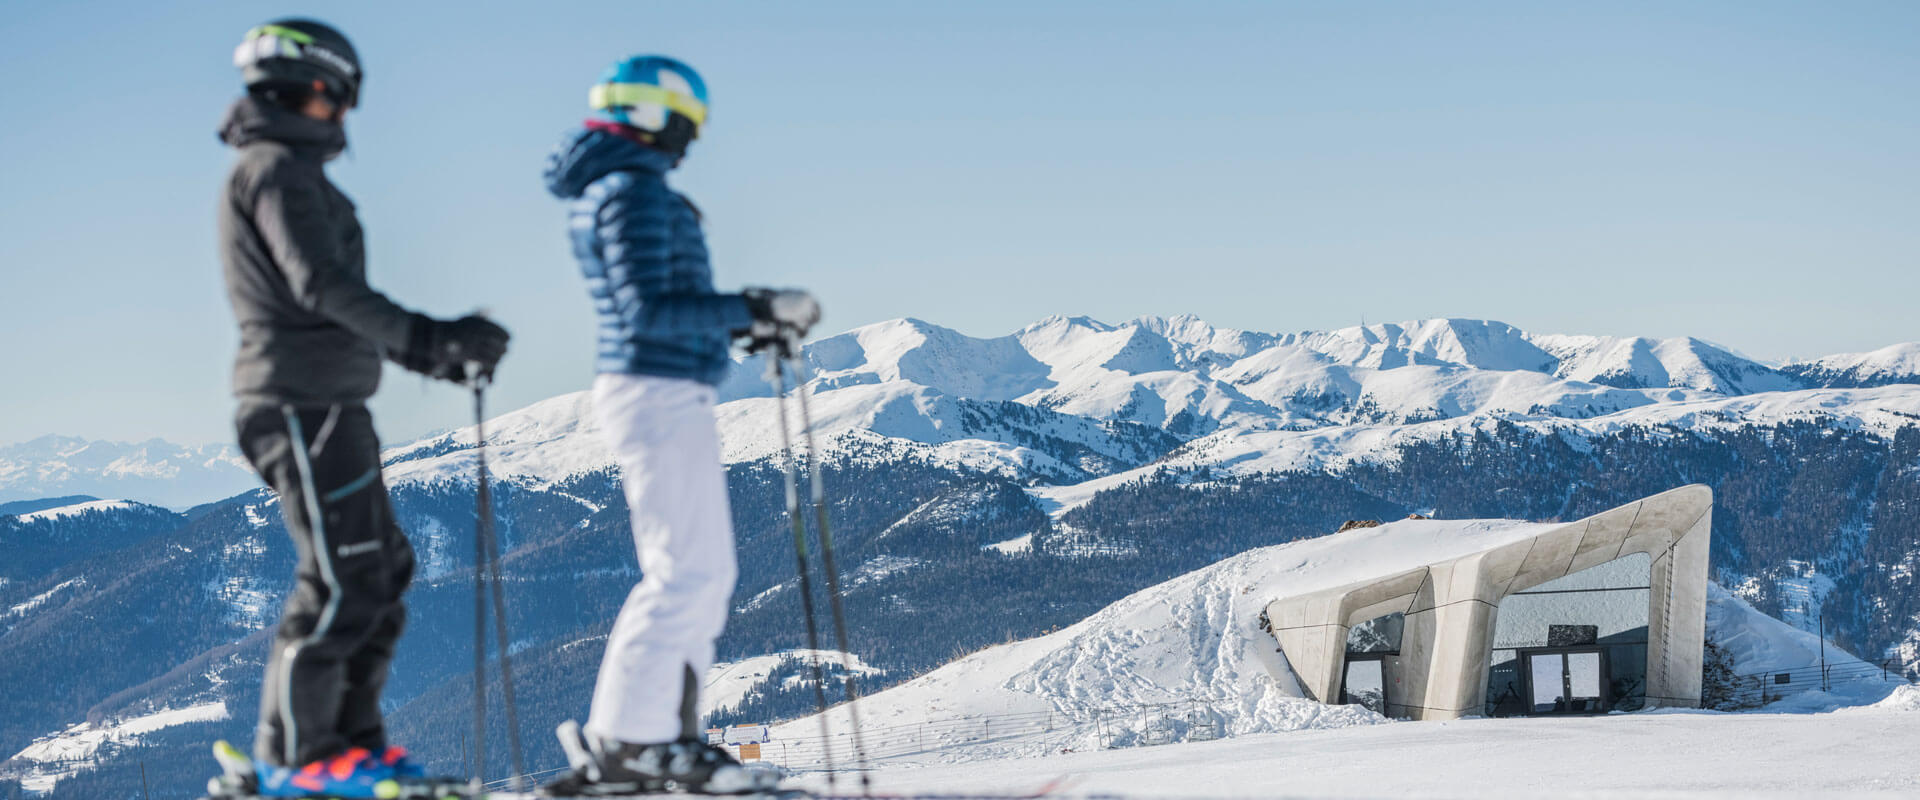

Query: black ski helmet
233,19,362,108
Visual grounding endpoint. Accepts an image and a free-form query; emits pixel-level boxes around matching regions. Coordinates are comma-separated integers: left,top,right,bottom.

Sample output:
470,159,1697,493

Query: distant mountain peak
0,437,253,510
1783,342,1920,389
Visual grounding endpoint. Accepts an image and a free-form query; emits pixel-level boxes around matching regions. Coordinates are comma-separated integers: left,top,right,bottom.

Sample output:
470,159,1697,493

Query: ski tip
212,739,247,763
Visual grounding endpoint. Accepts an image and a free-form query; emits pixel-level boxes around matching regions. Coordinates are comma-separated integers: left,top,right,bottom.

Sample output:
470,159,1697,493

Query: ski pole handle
465,308,498,390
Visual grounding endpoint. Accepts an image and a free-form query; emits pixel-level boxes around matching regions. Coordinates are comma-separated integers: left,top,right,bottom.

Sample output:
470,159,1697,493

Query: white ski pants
586,374,739,744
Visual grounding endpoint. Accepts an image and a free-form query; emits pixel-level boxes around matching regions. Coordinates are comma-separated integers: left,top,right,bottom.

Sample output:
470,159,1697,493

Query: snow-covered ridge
2,498,137,523
1133,383,1920,489
1784,342,1920,387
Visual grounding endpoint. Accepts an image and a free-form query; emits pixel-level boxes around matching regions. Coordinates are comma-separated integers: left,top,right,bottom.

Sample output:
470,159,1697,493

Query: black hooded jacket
217,95,426,407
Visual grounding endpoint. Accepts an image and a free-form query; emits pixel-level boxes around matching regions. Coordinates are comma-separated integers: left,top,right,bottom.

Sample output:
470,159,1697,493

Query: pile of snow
1859,683,1920,713
1705,583,1908,712
5,702,228,793
1706,583,1871,677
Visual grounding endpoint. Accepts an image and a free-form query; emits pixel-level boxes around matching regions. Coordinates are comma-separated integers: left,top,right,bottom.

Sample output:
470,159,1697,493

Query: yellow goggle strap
247,24,315,45
589,83,708,126
233,24,358,85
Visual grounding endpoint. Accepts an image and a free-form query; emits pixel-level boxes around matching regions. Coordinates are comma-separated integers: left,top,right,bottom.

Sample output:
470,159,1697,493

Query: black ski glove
738,288,821,351
399,314,510,383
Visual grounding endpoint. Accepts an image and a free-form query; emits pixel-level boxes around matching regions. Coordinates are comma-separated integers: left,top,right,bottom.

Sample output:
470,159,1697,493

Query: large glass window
1346,611,1403,654
1342,656,1388,715
1488,553,1652,715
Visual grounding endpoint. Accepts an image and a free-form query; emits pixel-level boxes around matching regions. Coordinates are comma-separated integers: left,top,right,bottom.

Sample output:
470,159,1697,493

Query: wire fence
1727,655,1915,708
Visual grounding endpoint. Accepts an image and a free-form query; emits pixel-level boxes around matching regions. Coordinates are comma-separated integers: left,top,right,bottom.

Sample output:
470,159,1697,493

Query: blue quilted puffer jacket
543,127,752,385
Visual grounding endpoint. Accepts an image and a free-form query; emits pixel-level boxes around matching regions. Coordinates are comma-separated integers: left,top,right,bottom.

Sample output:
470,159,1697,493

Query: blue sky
2,1,1916,446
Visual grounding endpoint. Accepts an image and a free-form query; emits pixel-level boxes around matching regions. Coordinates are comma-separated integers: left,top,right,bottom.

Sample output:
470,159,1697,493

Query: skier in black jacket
211,18,508,799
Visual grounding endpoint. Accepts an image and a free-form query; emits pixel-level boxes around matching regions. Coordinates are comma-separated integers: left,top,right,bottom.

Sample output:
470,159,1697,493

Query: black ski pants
237,403,415,767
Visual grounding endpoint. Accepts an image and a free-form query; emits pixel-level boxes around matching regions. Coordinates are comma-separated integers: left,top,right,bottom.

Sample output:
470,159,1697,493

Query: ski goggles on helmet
588,83,709,127
234,24,360,107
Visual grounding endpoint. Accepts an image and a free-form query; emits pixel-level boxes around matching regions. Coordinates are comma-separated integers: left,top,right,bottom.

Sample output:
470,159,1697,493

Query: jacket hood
543,126,676,200
218,95,347,160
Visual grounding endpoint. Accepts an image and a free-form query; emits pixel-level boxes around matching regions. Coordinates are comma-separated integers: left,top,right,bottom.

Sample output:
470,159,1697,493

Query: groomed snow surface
804,704,1919,799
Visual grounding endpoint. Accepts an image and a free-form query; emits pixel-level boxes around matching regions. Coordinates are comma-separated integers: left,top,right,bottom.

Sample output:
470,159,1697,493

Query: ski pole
766,346,838,786
472,399,488,785
785,342,874,794
471,373,528,791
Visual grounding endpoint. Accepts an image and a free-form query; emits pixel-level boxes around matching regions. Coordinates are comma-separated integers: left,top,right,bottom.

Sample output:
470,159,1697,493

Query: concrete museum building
1266,485,1714,720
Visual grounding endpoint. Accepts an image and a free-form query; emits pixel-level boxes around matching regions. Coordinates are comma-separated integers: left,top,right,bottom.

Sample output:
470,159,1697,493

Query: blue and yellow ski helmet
589,55,708,159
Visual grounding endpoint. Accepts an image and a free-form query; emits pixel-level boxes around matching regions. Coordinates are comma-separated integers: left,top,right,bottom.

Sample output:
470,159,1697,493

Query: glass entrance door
1528,652,1563,713
1524,649,1608,714
1566,651,1602,702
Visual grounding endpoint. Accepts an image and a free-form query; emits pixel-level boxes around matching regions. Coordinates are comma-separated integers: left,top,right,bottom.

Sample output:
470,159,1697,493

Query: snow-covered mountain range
9,315,1916,508
376,314,1920,495
0,436,253,510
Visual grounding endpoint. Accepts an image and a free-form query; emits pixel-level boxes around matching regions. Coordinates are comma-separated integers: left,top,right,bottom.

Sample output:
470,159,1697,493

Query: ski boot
377,745,430,780
539,720,784,796
204,740,462,799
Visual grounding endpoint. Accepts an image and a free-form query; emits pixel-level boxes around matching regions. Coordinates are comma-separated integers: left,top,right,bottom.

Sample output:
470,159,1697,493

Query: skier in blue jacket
540,55,818,795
